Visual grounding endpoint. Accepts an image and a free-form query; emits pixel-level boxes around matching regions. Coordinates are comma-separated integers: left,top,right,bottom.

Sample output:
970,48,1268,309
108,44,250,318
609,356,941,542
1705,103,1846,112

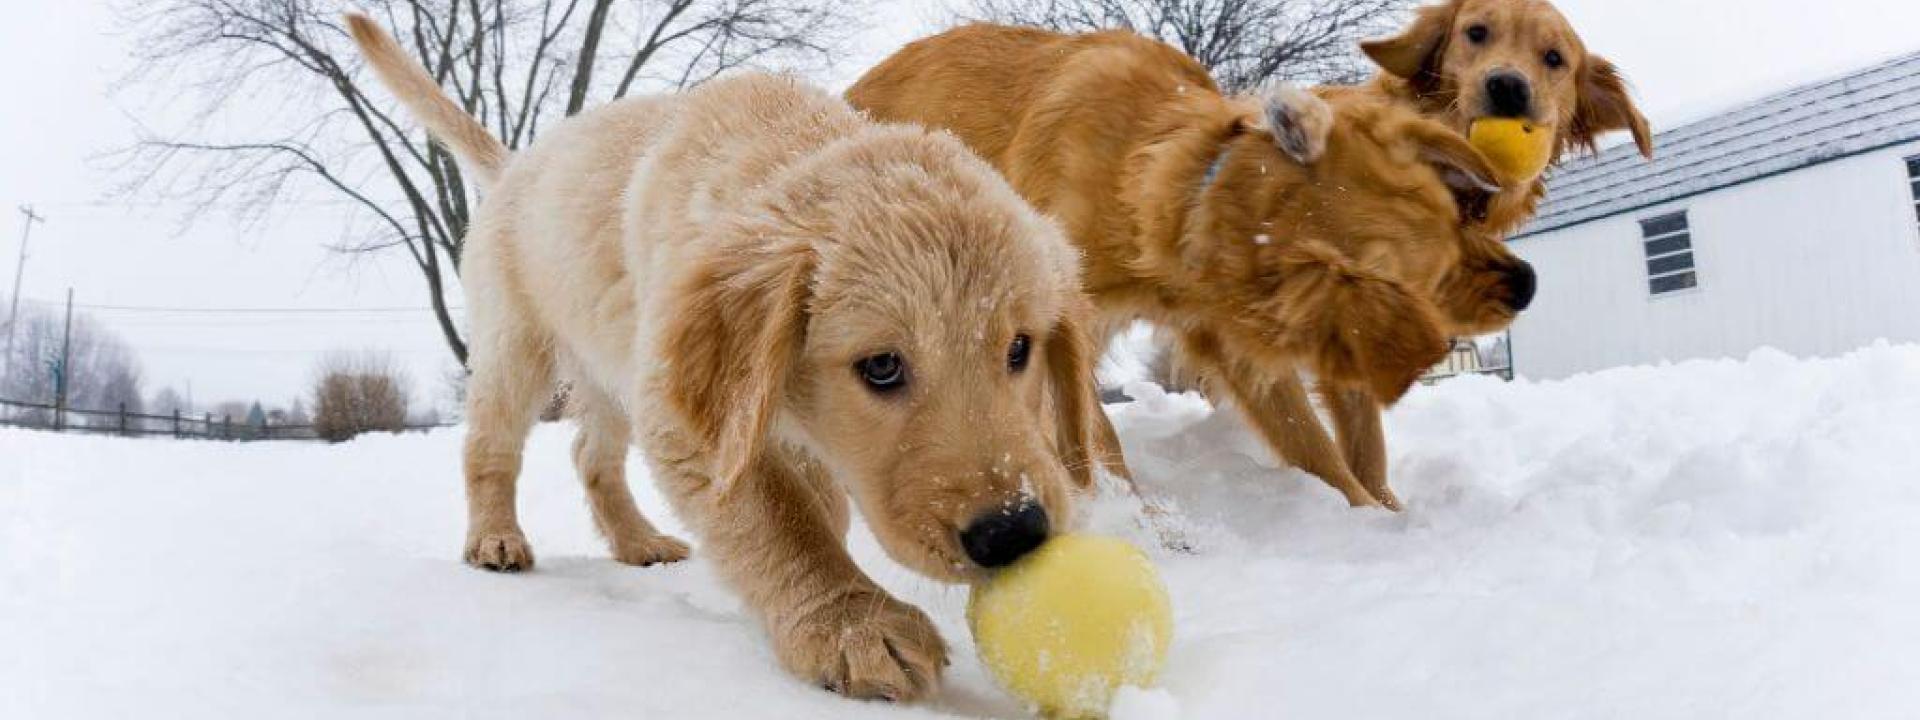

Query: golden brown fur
1363,0,1655,234
850,25,1526,508
350,14,1112,702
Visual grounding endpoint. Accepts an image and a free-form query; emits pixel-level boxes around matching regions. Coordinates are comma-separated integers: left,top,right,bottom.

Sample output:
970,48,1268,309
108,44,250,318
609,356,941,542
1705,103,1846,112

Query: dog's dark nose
1502,260,1537,311
960,501,1049,569
1485,71,1532,118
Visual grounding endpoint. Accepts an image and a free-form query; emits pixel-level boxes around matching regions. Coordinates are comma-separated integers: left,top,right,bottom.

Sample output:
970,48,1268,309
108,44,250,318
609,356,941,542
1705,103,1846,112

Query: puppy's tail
345,13,507,184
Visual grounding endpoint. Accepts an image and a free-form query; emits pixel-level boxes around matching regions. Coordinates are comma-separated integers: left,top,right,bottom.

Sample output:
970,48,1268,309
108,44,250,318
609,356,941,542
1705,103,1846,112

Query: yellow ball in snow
967,534,1173,718
1469,117,1556,185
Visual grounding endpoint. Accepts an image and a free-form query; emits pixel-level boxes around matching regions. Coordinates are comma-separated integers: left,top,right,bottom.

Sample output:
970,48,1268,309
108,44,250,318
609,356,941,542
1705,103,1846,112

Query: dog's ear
1045,298,1110,490
1405,118,1502,222
1569,54,1654,160
660,229,814,495
1255,83,1333,165
1361,2,1457,86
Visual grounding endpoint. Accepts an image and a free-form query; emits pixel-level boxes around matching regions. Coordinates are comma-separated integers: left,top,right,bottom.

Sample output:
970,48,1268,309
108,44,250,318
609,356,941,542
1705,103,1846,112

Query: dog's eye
1465,24,1489,44
1007,334,1032,373
1543,49,1565,69
856,353,907,393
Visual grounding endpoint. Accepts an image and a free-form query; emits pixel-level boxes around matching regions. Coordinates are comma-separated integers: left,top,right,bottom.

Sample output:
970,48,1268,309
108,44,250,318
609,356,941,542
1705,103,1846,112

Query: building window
1640,211,1697,296
1907,155,1920,228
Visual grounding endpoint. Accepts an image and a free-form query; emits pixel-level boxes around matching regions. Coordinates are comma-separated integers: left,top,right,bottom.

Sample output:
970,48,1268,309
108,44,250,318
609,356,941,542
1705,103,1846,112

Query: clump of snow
7,343,1920,718
1111,685,1182,720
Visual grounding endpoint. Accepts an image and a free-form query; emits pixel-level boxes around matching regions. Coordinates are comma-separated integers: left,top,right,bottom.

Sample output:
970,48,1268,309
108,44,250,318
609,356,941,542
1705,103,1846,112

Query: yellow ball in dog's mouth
967,534,1173,718
1469,117,1556,185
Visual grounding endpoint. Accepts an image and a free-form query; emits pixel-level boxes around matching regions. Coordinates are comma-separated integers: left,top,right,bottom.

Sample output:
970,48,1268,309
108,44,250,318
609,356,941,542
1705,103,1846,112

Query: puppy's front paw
610,533,691,567
464,526,535,572
775,586,947,702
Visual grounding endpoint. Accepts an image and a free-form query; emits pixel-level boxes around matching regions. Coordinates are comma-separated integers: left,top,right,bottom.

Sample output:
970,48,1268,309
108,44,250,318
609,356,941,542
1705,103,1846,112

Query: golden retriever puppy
349,15,1112,701
850,25,1523,509
1363,0,1655,236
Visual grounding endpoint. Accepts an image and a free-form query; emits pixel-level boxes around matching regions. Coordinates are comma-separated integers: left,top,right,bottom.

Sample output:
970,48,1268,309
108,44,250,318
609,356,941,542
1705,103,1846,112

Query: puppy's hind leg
569,382,690,566
461,307,553,572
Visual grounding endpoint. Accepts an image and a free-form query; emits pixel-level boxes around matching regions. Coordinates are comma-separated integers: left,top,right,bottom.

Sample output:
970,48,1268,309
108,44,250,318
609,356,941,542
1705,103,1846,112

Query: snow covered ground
7,343,1920,719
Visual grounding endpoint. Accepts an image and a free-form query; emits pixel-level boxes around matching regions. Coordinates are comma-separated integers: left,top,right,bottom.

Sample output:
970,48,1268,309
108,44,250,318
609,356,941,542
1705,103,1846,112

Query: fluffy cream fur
349,14,1114,702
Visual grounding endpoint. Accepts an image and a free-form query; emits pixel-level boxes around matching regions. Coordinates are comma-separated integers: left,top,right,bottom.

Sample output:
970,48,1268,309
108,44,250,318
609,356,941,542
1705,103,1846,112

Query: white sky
3,0,1918,413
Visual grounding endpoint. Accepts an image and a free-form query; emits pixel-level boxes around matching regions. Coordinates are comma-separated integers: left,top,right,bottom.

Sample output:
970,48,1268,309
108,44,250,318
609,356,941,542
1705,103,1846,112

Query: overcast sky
3,0,1919,413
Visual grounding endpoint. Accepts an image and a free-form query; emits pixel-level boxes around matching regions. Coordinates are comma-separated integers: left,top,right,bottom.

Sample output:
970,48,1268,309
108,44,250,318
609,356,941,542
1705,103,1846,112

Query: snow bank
6,343,1920,718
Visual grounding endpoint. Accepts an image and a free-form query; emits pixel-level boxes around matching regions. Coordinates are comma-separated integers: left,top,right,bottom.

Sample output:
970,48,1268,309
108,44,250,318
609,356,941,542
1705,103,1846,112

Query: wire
18,297,463,315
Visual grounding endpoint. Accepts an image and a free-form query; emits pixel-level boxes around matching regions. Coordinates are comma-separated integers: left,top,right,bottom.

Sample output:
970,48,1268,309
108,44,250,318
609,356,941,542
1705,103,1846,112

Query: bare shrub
311,352,412,443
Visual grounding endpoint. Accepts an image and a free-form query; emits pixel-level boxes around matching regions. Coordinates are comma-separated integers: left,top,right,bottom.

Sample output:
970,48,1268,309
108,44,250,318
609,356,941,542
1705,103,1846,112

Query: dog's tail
345,13,507,184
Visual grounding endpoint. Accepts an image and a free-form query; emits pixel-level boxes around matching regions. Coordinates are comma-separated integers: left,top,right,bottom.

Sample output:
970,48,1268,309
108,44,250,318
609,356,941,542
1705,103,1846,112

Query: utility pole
3,205,45,383
55,288,73,430
53,289,73,428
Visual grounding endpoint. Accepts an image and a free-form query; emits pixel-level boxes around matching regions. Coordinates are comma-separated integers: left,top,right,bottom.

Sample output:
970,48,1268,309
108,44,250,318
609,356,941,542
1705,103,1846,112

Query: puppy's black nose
1486,71,1532,118
1503,260,1537,311
960,501,1049,569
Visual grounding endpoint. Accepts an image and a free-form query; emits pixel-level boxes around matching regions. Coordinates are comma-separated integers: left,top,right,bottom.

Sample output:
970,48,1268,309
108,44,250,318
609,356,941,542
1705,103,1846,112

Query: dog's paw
610,533,691,567
1260,83,1333,164
464,527,535,572
775,586,947,702
1367,484,1404,512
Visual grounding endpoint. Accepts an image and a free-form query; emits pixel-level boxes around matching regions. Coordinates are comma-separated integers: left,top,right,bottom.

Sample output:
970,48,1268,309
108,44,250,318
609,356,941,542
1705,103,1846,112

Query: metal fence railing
0,397,453,441
1420,336,1515,384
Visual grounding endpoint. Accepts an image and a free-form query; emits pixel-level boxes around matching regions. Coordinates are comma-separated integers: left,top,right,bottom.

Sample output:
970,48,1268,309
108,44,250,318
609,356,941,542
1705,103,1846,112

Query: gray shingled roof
1518,50,1920,237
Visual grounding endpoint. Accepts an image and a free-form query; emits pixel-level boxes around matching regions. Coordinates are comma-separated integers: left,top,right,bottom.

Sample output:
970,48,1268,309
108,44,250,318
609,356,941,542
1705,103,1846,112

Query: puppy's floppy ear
1255,83,1333,165
1361,2,1457,86
1045,297,1112,490
1570,54,1654,160
660,229,814,494
1404,117,1502,222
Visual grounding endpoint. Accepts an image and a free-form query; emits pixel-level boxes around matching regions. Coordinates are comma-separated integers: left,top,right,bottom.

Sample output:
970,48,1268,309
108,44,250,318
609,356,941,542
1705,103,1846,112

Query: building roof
1519,50,1920,237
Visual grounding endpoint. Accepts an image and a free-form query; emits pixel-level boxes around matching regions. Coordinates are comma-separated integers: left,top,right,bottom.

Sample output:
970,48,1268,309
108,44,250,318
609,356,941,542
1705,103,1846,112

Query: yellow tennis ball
967,534,1173,719
1469,117,1555,185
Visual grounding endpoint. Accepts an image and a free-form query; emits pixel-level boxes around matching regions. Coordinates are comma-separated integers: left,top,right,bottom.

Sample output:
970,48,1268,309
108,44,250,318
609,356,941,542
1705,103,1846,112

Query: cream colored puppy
348,15,1114,702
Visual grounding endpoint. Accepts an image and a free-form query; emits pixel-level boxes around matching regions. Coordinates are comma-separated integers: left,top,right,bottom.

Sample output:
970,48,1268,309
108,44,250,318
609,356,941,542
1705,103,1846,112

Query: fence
1420,336,1515,384
0,397,453,441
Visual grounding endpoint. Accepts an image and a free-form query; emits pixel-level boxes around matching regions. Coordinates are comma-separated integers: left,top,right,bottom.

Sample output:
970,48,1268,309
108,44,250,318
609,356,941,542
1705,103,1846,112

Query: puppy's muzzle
960,499,1050,569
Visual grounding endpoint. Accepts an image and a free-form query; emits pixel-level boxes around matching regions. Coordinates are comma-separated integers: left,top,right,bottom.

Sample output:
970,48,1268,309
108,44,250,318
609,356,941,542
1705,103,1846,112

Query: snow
8,343,1920,718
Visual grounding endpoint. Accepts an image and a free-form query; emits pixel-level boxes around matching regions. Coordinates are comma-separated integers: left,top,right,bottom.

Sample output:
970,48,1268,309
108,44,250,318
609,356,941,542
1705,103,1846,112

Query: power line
19,297,464,315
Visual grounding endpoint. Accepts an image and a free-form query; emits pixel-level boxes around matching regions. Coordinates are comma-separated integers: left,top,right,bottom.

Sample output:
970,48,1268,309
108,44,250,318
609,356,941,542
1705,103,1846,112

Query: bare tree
151,387,189,416
964,0,1409,90
117,0,862,366
0,307,147,424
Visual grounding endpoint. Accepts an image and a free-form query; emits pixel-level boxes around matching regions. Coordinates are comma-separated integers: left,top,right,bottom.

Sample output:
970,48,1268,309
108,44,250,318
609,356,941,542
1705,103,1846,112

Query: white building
1505,51,1920,380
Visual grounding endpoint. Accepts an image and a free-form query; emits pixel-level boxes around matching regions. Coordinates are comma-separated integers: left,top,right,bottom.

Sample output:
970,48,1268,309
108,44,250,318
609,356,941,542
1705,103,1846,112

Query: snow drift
6,343,1920,718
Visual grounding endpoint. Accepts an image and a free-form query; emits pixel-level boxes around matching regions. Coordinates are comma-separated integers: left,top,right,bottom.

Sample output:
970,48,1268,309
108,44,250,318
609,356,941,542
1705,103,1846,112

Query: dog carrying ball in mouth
1469,117,1556,185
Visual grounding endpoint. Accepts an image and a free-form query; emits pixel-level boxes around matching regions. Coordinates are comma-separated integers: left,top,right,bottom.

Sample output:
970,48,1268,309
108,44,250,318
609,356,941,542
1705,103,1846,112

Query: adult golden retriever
850,25,1527,509
1364,0,1655,235
349,15,1112,701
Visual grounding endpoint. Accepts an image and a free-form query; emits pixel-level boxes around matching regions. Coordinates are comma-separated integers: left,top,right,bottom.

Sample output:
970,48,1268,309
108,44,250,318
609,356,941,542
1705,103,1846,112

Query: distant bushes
312,352,411,443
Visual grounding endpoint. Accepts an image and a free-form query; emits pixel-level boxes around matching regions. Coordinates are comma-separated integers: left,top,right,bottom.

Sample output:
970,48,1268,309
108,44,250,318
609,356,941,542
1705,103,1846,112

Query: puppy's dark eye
1543,49,1565,69
856,353,907,393
1465,24,1489,44
1007,334,1032,372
